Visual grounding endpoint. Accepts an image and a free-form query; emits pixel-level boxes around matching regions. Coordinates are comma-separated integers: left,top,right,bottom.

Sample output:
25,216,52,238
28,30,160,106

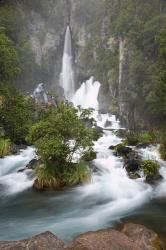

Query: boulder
26,159,40,170
122,223,164,250
0,231,64,250
145,174,163,184
95,126,103,133
66,229,140,250
136,143,150,149
104,120,112,127
116,144,132,157
109,145,116,150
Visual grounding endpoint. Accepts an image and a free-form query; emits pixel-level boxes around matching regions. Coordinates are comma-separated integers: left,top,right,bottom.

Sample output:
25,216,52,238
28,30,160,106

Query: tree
0,83,34,143
28,103,98,189
0,29,20,80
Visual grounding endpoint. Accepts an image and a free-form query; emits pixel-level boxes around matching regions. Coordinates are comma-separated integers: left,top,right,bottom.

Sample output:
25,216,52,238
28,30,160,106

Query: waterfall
72,76,101,110
60,26,75,101
32,83,48,104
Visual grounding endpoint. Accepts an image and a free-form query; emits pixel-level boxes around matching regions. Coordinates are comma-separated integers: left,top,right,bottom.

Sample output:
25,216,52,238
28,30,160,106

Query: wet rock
17,168,25,173
66,229,139,250
128,172,141,179
26,159,40,170
104,120,112,127
146,174,163,185
122,223,164,250
82,150,97,161
124,157,141,172
116,144,132,157
95,126,103,133
109,145,116,150
136,143,151,149
0,231,64,250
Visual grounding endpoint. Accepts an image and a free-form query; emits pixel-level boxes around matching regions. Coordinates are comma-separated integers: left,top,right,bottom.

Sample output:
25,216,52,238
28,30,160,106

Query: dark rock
0,231,64,250
124,150,142,173
95,126,103,133
128,173,141,179
146,174,163,185
109,145,116,150
104,120,112,127
122,223,164,250
26,159,40,170
17,168,26,173
116,144,132,157
66,229,139,250
136,143,150,149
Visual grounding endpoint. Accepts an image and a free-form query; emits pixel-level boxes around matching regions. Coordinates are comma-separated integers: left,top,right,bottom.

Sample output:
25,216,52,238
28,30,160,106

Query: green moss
82,150,97,161
141,160,160,176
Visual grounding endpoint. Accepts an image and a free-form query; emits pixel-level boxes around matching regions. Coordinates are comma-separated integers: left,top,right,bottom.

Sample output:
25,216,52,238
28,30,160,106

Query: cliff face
13,0,105,93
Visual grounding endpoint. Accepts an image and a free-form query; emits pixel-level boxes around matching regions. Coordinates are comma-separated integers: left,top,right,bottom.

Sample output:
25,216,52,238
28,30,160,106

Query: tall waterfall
60,26,75,101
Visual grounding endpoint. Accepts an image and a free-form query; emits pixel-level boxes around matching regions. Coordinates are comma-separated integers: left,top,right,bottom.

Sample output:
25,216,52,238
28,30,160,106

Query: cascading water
72,76,101,110
60,26,75,101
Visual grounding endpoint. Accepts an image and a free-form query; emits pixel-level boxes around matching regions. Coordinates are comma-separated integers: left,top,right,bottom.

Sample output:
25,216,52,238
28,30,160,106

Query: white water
60,26,75,101
32,83,48,104
72,77,101,110
0,147,35,195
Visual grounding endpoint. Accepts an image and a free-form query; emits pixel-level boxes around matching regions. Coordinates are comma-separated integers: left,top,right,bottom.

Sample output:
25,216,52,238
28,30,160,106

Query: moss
141,160,160,176
82,150,97,161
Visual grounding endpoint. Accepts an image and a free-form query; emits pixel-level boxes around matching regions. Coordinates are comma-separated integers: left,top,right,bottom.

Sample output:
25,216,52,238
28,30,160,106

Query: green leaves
141,160,160,176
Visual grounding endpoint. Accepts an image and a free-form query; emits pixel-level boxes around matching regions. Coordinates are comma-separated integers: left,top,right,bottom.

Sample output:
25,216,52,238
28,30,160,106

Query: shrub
124,132,139,146
159,133,166,160
0,138,11,157
28,103,95,189
141,160,160,176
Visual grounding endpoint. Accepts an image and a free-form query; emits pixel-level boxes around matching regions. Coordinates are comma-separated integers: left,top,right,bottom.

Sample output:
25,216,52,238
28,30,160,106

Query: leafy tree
28,103,98,189
0,83,34,143
0,29,20,80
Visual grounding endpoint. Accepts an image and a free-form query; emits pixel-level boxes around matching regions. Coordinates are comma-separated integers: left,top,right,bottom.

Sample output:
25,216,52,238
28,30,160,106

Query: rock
104,120,112,127
145,174,163,185
128,172,141,179
26,159,40,170
122,223,164,250
109,145,116,150
0,231,64,250
66,229,140,250
82,151,97,161
116,144,132,157
136,143,150,149
124,157,141,172
17,168,26,173
95,126,103,133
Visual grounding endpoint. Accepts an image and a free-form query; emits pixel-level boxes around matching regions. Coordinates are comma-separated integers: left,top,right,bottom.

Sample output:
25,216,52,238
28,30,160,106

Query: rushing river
0,112,166,241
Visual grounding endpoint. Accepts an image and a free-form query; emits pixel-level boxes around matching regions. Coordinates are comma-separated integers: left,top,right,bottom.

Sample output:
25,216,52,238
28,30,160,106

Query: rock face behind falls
0,223,164,250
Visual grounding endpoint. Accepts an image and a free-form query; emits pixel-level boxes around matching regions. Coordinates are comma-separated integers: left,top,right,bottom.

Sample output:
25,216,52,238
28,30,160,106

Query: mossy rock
82,150,97,161
141,160,162,184
116,143,132,157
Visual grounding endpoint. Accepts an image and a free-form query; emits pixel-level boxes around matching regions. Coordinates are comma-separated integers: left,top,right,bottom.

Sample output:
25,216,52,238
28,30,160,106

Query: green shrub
124,132,139,146
0,138,11,157
141,160,160,176
159,133,166,160
82,150,97,161
138,131,156,144
35,162,90,190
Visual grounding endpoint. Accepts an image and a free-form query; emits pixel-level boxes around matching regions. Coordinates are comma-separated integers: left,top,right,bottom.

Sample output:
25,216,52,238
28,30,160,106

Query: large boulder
0,231,64,250
66,229,140,250
122,223,164,250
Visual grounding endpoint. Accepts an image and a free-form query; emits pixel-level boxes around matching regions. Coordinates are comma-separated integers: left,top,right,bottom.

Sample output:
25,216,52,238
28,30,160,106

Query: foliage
0,137,11,157
0,83,34,143
141,160,160,176
82,150,97,161
159,133,166,160
35,161,90,189
28,103,97,189
0,30,20,80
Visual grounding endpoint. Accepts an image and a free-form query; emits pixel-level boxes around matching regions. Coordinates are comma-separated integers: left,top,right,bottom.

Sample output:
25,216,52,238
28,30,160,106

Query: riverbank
0,223,164,250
